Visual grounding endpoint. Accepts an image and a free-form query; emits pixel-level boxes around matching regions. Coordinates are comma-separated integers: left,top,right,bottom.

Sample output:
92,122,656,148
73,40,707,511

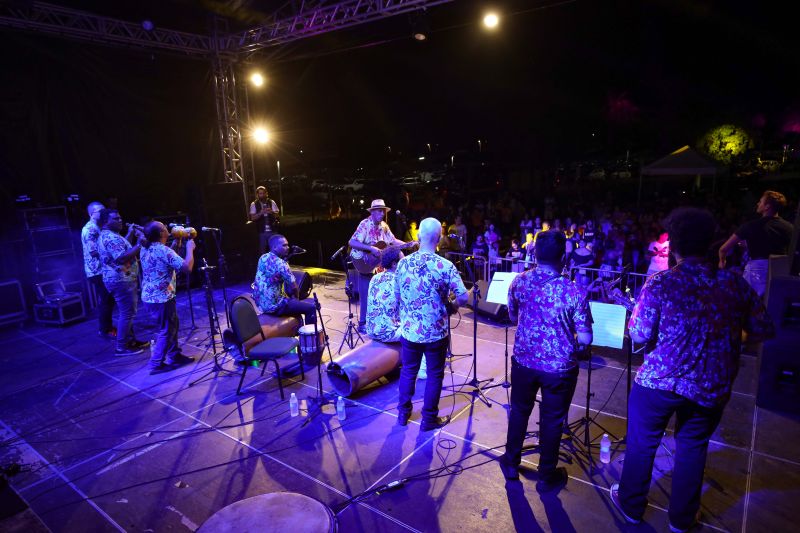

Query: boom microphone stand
303,293,339,424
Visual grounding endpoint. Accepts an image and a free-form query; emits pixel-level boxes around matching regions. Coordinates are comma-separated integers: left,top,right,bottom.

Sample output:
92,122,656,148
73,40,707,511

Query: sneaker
168,354,195,367
536,467,568,493
130,339,150,350
115,346,144,356
498,456,520,481
98,331,115,341
668,512,700,533
609,483,641,524
397,411,411,426
420,415,450,432
149,364,175,375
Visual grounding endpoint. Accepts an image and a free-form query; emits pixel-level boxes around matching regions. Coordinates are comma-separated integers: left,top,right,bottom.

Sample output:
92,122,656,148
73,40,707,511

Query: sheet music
485,272,518,305
588,301,628,349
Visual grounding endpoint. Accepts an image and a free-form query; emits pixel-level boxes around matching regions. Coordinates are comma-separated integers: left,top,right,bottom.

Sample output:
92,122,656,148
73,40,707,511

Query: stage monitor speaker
471,279,506,321
292,270,313,301
757,275,800,414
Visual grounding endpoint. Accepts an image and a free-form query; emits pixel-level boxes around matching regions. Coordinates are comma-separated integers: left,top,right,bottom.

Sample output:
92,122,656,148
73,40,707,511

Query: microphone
330,245,347,261
289,245,307,255
201,226,220,233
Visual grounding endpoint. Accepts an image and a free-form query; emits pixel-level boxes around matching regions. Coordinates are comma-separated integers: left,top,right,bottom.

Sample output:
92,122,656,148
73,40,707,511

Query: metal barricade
566,265,649,297
444,252,488,285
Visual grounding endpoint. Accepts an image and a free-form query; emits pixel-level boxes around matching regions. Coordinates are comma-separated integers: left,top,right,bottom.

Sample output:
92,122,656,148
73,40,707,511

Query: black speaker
293,270,313,300
757,275,800,413
203,182,253,282
470,279,507,320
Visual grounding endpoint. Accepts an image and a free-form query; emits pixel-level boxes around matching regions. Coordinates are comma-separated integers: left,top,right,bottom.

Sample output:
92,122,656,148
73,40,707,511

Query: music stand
565,301,627,468
482,271,518,394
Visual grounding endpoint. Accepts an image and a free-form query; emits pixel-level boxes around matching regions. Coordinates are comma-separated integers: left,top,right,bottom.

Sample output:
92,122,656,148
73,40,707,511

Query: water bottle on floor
336,396,346,421
600,433,611,464
289,393,299,417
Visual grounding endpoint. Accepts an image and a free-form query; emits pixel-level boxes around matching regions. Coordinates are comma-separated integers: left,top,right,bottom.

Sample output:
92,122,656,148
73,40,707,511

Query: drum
198,492,336,533
298,324,324,358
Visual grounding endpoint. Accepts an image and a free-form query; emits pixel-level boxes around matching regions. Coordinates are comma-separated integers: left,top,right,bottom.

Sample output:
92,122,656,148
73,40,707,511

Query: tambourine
170,226,197,240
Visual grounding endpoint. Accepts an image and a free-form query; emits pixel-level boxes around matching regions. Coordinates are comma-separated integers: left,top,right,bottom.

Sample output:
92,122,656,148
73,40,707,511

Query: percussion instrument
198,492,336,533
297,324,324,358
170,225,197,239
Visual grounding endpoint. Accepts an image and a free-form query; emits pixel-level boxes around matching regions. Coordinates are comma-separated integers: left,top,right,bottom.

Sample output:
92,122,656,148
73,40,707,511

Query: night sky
1,0,799,213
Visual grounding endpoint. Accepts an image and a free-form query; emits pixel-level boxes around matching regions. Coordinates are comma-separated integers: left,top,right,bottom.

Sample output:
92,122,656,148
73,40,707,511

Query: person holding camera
250,186,279,255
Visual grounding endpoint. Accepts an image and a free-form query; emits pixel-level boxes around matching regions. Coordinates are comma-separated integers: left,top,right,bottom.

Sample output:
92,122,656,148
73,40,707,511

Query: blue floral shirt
508,269,592,373
366,270,401,342
629,260,774,407
98,229,139,284
394,252,467,343
253,252,294,313
140,243,184,304
81,220,102,277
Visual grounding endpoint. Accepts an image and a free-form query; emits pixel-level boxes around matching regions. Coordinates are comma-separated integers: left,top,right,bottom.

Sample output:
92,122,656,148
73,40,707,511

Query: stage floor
1,268,798,532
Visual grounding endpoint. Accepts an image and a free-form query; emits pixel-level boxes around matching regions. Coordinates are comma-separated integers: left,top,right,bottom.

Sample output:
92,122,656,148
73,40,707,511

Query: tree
697,124,754,164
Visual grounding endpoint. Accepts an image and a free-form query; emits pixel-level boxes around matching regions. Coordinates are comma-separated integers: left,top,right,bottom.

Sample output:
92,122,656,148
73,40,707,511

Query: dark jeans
258,231,274,256
105,280,138,350
504,359,578,477
147,298,179,369
397,336,448,423
619,384,724,529
272,297,316,326
88,274,114,333
357,272,373,327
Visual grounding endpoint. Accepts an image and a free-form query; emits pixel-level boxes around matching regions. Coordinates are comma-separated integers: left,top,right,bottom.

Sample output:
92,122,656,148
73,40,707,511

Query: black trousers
504,359,578,477
88,274,114,334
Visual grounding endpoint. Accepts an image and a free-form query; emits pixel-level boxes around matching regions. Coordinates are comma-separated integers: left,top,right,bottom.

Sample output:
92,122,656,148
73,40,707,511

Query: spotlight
411,10,430,41
483,12,499,29
253,128,270,144
250,73,264,87
142,19,155,31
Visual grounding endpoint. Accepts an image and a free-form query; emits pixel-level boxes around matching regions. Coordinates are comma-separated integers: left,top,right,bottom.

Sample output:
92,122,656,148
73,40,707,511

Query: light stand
337,254,363,354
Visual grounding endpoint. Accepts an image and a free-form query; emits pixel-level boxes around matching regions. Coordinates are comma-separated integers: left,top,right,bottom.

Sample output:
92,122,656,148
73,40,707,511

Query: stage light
142,20,155,31
483,12,499,29
411,10,430,41
253,127,270,144
250,73,265,87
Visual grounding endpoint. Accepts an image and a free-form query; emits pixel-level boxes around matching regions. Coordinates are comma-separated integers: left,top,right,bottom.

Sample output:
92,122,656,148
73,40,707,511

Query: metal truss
0,1,211,56
224,0,454,53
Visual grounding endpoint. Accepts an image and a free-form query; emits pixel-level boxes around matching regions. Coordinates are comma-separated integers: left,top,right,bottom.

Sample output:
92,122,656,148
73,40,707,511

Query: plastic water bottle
289,393,299,417
336,396,346,421
600,433,611,464
150,338,155,349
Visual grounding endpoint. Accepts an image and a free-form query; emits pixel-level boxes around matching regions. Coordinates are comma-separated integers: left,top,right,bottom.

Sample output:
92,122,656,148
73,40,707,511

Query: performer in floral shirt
500,230,592,493
81,201,115,339
366,247,403,343
97,209,148,356
348,199,405,333
252,234,316,325
611,208,774,533
394,218,468,431
140,221,196,374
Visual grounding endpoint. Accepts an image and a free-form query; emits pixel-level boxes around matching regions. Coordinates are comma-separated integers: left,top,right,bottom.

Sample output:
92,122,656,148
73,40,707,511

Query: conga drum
198,492,336,533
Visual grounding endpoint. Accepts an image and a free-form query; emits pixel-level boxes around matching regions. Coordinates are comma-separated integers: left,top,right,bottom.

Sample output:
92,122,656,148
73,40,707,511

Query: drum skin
198,492,336,533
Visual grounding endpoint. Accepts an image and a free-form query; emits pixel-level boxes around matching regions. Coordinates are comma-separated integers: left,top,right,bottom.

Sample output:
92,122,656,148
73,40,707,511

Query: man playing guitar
348,199,407,333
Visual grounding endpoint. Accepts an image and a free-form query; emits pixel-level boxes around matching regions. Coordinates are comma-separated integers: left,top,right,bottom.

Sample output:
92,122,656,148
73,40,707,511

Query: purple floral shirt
81,220,101,277
350,218,396,260
394,252,467,343
253,252,294,313
98,229,138,284
140,243,184,304
508,269,592,373
629,260,774,407
366,270,400,342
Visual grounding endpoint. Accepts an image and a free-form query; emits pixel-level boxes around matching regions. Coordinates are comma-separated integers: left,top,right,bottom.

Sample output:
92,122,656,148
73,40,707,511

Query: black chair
229,296,303,397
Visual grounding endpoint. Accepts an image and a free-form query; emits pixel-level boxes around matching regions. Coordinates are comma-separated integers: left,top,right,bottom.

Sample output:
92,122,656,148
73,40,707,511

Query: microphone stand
337,252,363,353
303,293,339,424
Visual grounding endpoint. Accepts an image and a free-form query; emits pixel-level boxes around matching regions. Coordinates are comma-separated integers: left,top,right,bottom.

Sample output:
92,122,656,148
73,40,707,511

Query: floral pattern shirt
508,269,592,373
366,270,401,342
81,220,102,277
98,229,138,284
629,260,774,408
394,252,467,343
140,243,184,304
253,252,294,313
350,218,397,260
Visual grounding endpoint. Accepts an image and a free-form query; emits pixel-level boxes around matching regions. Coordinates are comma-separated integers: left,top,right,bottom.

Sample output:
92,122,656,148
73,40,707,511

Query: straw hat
367,199,391,211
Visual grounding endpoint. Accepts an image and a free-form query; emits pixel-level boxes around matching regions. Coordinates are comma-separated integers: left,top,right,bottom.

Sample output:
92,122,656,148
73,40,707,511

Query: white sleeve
249,202,257,215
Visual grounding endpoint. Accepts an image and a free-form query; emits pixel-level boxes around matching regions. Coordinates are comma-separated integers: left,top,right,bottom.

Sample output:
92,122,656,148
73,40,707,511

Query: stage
0,268,797,532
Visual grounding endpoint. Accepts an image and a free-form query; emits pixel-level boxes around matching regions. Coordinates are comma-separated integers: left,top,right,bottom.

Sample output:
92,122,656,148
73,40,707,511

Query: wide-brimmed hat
367,199,391,211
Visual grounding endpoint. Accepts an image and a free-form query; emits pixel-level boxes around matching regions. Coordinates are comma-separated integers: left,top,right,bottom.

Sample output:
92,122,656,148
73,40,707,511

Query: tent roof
642,145,718,176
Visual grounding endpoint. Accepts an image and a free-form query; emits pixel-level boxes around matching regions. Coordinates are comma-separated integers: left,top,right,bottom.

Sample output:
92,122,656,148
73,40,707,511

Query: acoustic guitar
351,241,418,274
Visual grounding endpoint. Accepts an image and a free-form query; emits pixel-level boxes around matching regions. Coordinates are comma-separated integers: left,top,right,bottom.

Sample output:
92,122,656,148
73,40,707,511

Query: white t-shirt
647,240,670,273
